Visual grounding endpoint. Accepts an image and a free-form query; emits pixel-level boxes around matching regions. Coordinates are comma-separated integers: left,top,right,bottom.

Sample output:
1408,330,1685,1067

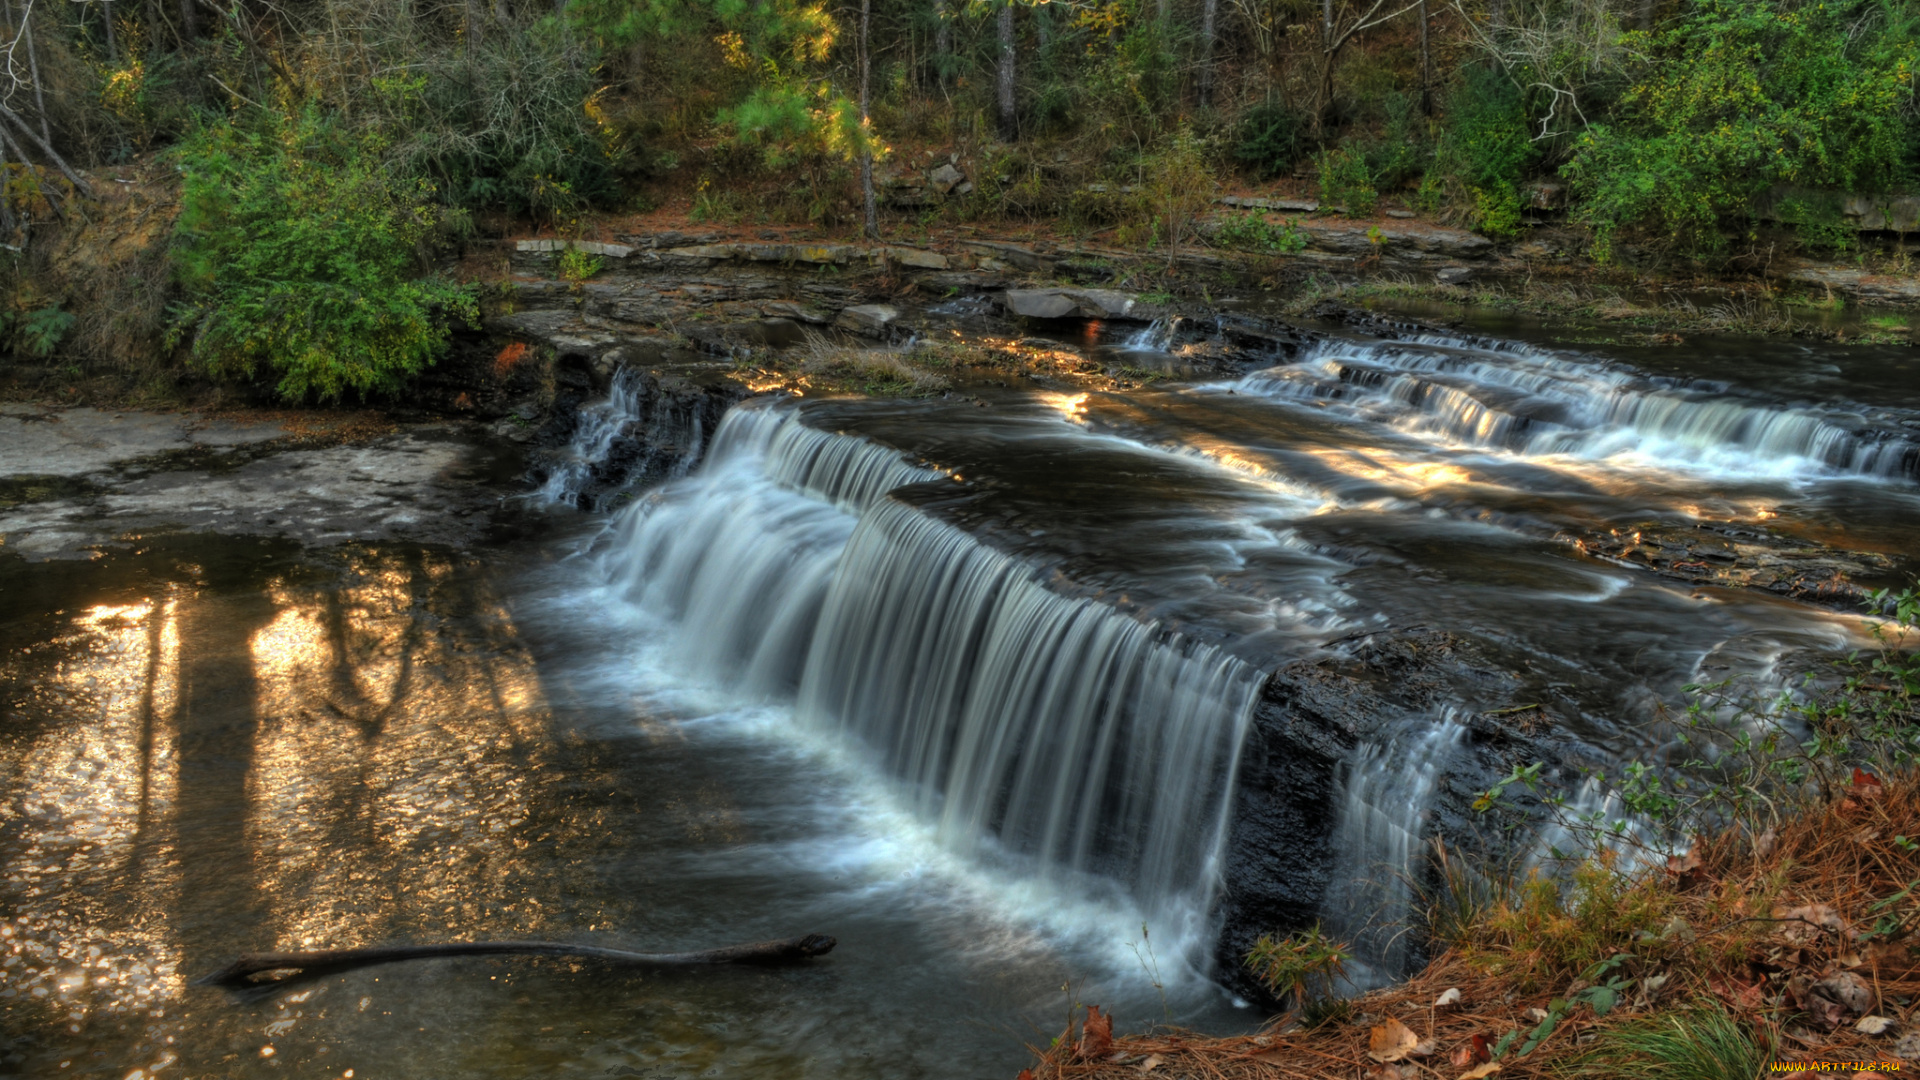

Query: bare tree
1313,0,1426,132
859,0,876,237
1198,0,1218,107
996,0,1014,140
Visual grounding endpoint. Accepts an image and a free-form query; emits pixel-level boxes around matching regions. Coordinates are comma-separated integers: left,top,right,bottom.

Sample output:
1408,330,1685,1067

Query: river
2,312,1916,1077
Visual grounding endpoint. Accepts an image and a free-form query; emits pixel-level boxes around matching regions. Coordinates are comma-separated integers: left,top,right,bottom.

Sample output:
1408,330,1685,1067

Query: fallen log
199,933,837,988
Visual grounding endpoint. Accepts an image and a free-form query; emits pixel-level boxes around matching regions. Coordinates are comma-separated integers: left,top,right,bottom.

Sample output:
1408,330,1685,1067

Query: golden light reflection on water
1,547,568,1075
2,594,184,1035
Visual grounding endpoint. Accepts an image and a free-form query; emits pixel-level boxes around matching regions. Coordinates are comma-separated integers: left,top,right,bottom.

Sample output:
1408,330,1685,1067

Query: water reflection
1,545,566,1076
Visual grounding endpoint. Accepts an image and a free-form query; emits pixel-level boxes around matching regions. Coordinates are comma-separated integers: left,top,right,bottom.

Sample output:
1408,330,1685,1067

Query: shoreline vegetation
0,0,1918,402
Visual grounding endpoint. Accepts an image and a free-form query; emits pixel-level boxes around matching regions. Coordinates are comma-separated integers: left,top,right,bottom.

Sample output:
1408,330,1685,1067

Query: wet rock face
528,357,751,510
1213,630,1582,1006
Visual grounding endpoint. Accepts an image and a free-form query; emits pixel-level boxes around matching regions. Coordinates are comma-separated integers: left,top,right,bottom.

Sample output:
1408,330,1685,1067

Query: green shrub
169,107,477,402
1245,924,1350,1005
374,36,631,217
1233,103,1308,180
1472,185,1525,239
8,306,76,358
1564,0,1919,260
1431,66,1537,235
1215,211,1309,253
1317,147,1378,216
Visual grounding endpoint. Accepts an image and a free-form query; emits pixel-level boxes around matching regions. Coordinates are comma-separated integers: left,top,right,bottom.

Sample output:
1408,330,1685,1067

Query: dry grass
1022,773,1920,1079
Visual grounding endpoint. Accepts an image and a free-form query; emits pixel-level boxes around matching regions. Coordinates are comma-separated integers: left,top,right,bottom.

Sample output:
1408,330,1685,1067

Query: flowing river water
3,313,1917,1077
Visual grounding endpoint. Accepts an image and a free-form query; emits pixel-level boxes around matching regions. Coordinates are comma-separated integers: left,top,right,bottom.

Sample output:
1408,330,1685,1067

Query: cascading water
799,497,1262,916
537,367,651,506
1237,334,1920,481
1321,710,1466,982
599,399,1264,936
536,366,715,509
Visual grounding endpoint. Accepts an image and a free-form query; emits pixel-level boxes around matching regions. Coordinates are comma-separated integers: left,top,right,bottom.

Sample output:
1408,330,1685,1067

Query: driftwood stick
199,933,837,988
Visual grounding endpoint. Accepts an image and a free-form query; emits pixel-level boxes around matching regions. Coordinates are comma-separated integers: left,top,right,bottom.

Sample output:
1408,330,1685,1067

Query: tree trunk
1317,0,1334,132
465,0,483,53
23,6,51,146
1418,0,1431,114
0,116,14,242
104,0,118,64
1198,0,1217,107
1488,0,1503,30
996,1,1016,141
860,0,877,239
933,0,950,88
178,0,197,42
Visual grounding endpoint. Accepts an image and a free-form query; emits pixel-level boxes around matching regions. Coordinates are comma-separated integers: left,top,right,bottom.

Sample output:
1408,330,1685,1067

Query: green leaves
169,107,477,403
1565,0,1919,260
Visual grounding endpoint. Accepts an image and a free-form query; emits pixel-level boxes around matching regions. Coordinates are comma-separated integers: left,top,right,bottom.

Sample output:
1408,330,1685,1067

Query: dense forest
0,0,1916,393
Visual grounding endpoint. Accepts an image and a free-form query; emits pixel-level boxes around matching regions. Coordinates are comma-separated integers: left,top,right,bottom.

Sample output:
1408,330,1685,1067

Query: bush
1214,211,1308,253
169,107,477,402
1434,66,1538,235
1564,0,1919,260
1232,103,1308,180
1317,147,1377,216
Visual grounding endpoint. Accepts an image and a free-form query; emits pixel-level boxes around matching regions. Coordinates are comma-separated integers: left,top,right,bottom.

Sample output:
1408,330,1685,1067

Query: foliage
168,107,476,402
1316,146,1377,216
1131,127,1217,257
1564,0,1920,260
1466,853,1675,988
1231,103,1307,180
1214,211,1308,253
558,247,605,281
1245,923,1351,1005
1433,67,1539,235
368,37,629,219
10,306,77,358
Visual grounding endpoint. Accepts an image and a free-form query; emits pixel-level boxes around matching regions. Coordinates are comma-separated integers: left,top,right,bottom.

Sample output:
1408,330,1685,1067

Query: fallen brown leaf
1079,1005,1113,1060
1368,1017,1420,1063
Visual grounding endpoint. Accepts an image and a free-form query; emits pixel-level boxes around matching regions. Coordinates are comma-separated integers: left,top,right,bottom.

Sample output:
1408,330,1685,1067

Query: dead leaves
1367,1017,1420,1063
1772,902,1854,946
1665,841,1709,891
1839,768,1886,817
1448,1032,1492,1069
1784,970,1877,1031
1079,1005,1113,1060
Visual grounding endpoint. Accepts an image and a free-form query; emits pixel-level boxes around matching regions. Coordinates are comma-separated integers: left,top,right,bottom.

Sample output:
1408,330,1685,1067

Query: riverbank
5,163,1917,417
1024,765,1920,1079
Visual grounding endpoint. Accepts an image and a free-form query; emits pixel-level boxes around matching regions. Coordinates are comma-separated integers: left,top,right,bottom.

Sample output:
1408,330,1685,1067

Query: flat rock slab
0,406,291,479
1004,287,1144,321
0,428,507,560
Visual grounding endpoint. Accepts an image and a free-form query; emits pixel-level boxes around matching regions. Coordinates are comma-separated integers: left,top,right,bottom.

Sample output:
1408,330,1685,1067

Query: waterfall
535,367,719,509
600,401,1263,925
1321,710,1465,982
799,498,1262,914
537,367,651,506
1125,317,1181,353
1237,335,1920,482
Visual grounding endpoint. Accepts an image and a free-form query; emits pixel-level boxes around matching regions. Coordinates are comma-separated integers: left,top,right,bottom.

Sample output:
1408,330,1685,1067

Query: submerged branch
199,933,838,987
